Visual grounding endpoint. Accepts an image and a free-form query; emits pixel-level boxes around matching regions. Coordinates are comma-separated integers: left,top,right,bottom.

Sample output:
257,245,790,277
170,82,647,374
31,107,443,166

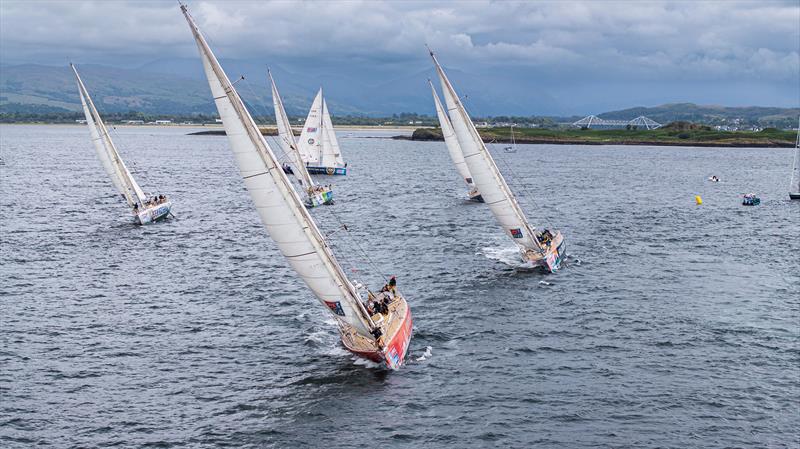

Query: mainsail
297,90,323,164
269,69,315,189
429,79,477,192
71,64,147,207
181,5,375,337
791,117,800,198
430,50,542,253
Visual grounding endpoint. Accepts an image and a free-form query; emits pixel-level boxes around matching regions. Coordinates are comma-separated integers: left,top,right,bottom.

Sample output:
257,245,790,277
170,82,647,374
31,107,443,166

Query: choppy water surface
1,124,798,448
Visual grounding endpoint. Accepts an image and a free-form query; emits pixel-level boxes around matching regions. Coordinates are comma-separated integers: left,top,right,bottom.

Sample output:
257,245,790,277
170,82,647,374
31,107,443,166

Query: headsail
269,69,315,189
297,89,324,165
320,99,344,167
791,117,800,197
429,79,477,191
429,49,541,253
181,5,374,337
71,64,147,206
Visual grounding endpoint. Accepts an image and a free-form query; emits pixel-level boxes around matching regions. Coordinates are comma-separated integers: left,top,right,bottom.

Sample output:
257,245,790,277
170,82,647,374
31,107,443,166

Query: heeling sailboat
269,70,333,208
297,89,348,175
71,64,172,225
180,4,412,369
429,80,483,202
790,117,800,200
429,49,566,272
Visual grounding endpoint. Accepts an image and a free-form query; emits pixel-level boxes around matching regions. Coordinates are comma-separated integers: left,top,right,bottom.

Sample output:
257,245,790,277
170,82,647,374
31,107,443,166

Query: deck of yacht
339,296,410,359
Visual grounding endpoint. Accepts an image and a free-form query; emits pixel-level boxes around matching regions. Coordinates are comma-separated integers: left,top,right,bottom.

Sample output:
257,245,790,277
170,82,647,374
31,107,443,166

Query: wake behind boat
71,64,172,225
269,69,333,207
429,49,566,272
182,4,411,369
297,89,348,175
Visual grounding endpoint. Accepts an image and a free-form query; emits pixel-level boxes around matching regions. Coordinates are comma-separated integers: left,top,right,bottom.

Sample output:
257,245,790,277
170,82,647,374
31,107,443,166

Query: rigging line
324,205,391,285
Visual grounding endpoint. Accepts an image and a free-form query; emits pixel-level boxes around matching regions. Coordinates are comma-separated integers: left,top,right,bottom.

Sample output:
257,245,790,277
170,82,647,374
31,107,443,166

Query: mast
792,117,800,196
429,49,542,252
71,63,147,206
181,4,376,337
268,69,316,189
429,79,476,189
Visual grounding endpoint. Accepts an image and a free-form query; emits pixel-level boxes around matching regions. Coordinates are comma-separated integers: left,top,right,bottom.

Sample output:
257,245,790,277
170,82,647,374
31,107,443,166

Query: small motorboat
708,175,720,182
282,163,293,175
742,194,760,206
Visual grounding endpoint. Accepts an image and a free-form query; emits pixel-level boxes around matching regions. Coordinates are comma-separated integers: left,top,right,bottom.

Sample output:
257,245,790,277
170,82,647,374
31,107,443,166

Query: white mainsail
297,90,324,164
320,99,345,167
791,117,800,197
430,50,542,253
429,79,477,191
71,64,147,207
269,69,315,189
181,5,374,337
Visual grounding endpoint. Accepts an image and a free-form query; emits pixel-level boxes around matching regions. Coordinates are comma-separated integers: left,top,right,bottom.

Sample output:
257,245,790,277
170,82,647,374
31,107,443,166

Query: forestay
297,90,324,164
182,5,374,337
72,64,147,207
430,50,541,253
429,79,475,190
269,70,315,189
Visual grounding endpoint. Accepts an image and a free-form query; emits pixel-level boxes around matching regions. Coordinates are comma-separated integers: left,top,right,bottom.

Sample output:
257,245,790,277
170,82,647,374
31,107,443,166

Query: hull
305,188,334,208
790,193,800,200
134,201,172,225
306,165,347,176
524,231,566,273
340,297,413,370
468,189,484,203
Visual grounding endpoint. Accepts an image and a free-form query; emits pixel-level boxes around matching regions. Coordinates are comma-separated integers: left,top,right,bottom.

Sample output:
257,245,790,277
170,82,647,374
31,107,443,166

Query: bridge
573,115,662,130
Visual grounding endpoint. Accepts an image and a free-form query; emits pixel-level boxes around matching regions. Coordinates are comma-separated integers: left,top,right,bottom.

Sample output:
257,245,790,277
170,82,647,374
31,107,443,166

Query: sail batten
430,51,541,252
182,5,374,337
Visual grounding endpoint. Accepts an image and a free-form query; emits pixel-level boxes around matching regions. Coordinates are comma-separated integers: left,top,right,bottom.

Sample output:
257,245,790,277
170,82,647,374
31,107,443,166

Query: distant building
75,119,87,124
154,120,172,125
216,119,224,123
125,120,144,125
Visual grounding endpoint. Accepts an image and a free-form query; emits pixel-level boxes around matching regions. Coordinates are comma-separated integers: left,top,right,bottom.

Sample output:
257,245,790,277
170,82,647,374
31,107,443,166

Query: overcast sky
1,0,798,112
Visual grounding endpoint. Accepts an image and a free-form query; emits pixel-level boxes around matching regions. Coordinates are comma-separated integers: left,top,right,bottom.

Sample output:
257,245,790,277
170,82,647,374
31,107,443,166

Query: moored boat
429,48,566,272
181,4,412,369
71,64,172,225
269,69,333,207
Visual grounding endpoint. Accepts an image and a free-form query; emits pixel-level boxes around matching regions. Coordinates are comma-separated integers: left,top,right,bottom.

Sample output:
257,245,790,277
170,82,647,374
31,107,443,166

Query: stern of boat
305,187,334,208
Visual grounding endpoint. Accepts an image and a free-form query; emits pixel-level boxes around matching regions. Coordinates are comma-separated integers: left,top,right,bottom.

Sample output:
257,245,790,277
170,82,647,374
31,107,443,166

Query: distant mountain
597,103,799,128
1,62,797,124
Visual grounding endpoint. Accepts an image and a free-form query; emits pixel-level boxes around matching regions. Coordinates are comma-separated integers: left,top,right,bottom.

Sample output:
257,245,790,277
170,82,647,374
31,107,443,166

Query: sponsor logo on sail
510,228,523,238
307,138,315,145
307,127,317,132
324,301,345,316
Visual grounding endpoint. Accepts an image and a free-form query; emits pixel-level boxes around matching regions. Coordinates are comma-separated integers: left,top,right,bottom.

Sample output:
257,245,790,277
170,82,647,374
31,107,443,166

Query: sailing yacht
429,49,566,272
269,70,333,207
297,89,348,175
429,80,483,202
181,4,412,369
790,118,800,200
71,64,171,225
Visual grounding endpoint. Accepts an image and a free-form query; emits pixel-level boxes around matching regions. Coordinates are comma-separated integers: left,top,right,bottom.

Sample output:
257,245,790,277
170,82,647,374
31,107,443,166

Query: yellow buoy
695,195,703,205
